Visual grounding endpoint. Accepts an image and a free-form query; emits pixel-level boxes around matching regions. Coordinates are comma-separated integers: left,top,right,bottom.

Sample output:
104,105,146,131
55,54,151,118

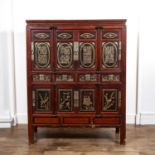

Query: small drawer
78,74,97,82
102,74,120,82
55,74,74,82
63,117,90,124
32,74,51,82
94,117,119,125
34,117,59,124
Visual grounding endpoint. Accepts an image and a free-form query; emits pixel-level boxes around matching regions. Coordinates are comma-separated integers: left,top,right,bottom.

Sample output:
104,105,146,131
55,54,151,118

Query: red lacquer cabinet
26,20,126,144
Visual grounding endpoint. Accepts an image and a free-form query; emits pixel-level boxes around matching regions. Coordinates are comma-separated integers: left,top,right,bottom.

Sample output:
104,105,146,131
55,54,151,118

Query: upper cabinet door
55,29,97,71
56,30,74,70
100,29,122,71
31,30,53,70
78,30,97,70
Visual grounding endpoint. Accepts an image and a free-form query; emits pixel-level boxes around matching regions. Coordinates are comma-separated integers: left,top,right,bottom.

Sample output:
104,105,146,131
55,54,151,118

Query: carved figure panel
80,43,95,68
102,42,118,68
102,89,117,111
80,89,95,111
33,89,51,112
57,43,73,68
34,42,50,68
58,89,73,112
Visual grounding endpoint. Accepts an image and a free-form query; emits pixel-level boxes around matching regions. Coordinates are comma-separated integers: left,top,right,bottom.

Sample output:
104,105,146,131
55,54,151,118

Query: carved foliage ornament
102,89,117,111
80,42,95,68
34,42,50,68
57,43,73,68
58,89,73,112
33,89,51,111
102,42,118,68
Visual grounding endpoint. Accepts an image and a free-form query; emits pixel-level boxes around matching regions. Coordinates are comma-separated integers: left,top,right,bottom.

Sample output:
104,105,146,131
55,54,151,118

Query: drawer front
63,117,90,124
94,117,119,125
34,117,59,124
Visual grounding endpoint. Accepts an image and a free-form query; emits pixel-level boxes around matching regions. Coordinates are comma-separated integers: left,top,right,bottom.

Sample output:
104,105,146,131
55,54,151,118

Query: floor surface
0,125,155,155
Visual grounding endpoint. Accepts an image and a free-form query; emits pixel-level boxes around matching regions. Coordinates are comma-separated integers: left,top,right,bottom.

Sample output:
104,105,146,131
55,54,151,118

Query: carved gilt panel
80,33,96,39
102,42,118,68
80,42,95,68
33,42,50,68
57,43,73,68
102,74,120,82
58,89,73,112
80,89,95,111
32,74,51,82
103,32,118,39
57,32,73,39
56,74,74,82
33,89,51,112
102,89,117,112
79,74,97,82
34,32,50,39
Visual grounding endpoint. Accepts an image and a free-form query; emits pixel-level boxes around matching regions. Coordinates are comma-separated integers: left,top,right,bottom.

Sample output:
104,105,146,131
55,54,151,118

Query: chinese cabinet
26,20,126,144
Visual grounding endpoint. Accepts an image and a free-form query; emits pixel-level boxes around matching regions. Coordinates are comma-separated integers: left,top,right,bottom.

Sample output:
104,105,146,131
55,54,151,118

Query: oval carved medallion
80,43,95,68
57,43,73,68
102,42,118,68
34,42,50,68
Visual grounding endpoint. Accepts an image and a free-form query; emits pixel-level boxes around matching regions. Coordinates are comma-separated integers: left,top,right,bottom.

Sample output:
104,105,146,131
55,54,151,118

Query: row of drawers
33,116,120,126
31,73,121,83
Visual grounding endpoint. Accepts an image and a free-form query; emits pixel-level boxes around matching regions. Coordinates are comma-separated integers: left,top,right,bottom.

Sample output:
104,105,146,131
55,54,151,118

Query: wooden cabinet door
55,85,75,113
99,85,121,115
32,85,54,114
77,30,98,71
55,29,98,71
31,30,53,71
100,29,122,72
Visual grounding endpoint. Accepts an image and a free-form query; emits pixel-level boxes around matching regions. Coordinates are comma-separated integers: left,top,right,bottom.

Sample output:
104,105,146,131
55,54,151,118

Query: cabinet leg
120,126,125,145
34,126,38,133
28,126,34,144
115,127,119,134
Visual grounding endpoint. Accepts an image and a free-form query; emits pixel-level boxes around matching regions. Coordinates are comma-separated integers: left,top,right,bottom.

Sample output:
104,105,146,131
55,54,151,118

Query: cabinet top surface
26,19,126,25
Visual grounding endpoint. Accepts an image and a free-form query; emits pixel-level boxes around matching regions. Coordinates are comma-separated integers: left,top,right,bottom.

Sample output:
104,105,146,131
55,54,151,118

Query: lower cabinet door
100,85,121,114
78,85,97,113
56,85,75,113
56,85,97,114
32,86,54,113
